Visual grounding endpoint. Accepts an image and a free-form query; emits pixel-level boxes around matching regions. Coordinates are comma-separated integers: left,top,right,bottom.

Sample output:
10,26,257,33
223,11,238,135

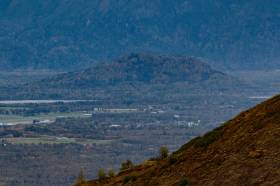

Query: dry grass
82,95,280,186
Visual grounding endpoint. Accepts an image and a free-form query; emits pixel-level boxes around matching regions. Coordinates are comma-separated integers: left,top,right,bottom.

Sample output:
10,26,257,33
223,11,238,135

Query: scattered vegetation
74,169,86,186
120,160,134,171
159,146,169,159
98,169,106,180
143,160,157,166
178,177,189,186
123,174,137,184
0,89,259,186
168,155,179,165
108,169,115,177
195,127,223,148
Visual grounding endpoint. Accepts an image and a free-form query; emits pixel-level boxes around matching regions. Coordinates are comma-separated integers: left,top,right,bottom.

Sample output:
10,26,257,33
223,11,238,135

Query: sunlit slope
83,94,280,186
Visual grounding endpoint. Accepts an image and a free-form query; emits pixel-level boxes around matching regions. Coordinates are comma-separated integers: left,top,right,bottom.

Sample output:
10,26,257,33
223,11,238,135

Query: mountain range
0,0,279,70
81,93,280,186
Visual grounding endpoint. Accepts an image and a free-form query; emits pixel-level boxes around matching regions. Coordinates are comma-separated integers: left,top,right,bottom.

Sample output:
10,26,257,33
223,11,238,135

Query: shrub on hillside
98,169,106,180
108,169,115,177
195,128,223,148
123,175,137,184
74,169,86,186
120,160,134,171
168,155,179,165
159,146,169,159
178,177,189,186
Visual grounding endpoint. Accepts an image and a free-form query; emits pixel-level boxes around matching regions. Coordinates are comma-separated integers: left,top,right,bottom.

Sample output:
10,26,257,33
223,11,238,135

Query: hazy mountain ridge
82,94,280,186
0,0,279,70
0,53,243,100
41,53,238,88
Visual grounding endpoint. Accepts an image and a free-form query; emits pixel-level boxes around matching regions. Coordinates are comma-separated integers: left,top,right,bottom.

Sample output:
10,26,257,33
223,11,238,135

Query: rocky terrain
82,94,280,186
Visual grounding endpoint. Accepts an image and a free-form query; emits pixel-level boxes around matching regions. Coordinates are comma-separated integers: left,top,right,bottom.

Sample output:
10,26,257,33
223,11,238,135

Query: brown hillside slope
83,95,280,186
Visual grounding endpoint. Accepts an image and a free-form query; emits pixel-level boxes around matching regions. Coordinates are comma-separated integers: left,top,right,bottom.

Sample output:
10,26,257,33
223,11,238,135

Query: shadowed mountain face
0,53,242,100
42,53,237,88
0,0,280,70
83,94,280,186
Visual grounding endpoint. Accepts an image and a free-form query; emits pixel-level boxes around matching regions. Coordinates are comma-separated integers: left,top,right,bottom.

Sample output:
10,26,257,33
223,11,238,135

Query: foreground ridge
80,94,280,186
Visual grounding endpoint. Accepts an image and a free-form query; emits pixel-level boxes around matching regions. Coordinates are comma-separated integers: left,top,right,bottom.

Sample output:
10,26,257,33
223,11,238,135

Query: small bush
195,128,223,148
123,175,137,184
120,160,134,171
144,160,157,166
168,155,178,165
149,157,159,161
178,177,189,186
74,169,86,186
159,146,169,159
98,169,106,180
108,169,115,177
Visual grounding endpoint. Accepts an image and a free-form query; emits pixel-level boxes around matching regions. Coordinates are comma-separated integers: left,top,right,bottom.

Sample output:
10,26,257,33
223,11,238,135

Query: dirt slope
82,94,280,186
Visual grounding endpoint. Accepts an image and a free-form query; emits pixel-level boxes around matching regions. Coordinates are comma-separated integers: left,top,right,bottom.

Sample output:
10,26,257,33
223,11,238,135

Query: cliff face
84,94,280,186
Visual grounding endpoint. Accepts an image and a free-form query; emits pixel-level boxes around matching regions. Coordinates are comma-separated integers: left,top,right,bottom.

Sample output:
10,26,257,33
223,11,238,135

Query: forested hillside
40,53,239,88
0,53,243,100
0,0,279,70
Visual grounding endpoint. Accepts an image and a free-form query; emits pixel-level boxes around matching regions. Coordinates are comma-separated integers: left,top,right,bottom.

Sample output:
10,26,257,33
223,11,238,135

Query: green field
4,136,113,145
0,112,92,125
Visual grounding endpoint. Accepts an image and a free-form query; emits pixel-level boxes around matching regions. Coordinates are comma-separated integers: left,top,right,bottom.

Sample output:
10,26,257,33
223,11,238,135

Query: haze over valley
0,1,279,186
